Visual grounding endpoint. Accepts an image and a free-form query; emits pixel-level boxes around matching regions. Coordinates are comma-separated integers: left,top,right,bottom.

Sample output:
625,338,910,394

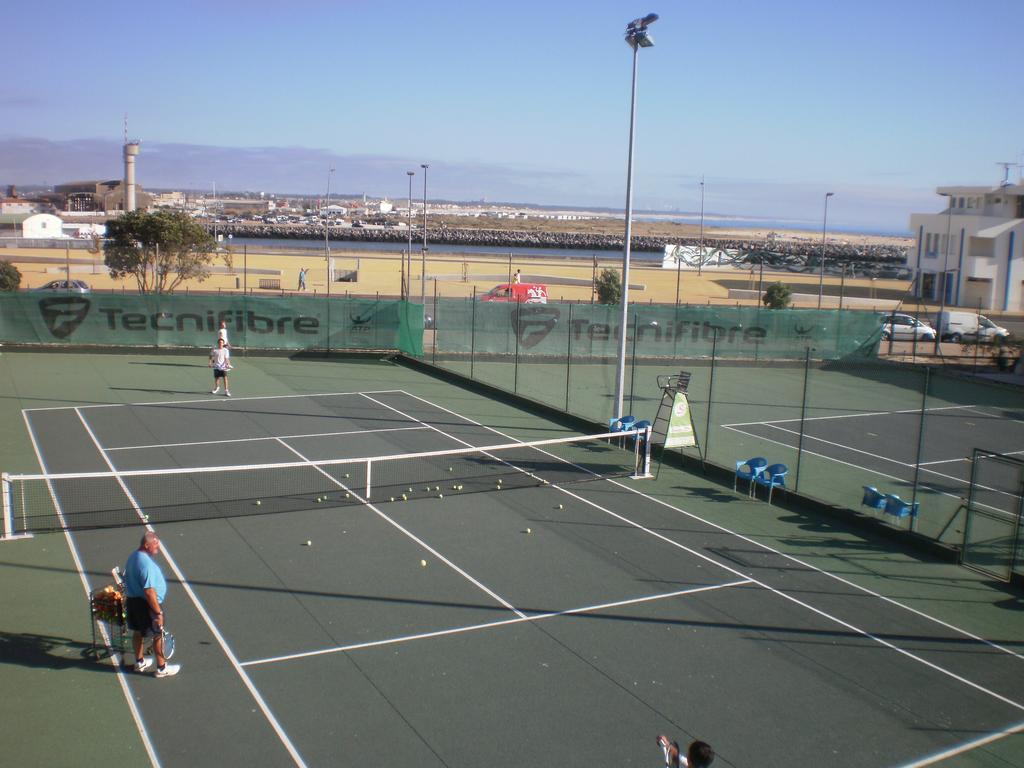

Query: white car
881,313,936,341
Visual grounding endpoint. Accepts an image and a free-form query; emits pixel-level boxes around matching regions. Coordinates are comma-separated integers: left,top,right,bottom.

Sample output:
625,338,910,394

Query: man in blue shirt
124,531,180,677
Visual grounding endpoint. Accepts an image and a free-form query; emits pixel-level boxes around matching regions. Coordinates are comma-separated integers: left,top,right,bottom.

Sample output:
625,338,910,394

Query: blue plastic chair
861,486,887,510
754,463,788,504
884,494,919,519
734,457,767,496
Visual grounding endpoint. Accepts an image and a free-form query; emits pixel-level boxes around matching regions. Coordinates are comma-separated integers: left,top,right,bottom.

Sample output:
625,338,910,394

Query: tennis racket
146,627,175,660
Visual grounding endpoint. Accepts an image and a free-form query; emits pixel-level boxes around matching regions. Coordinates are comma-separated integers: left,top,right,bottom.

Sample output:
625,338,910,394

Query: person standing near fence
298,267,307,291
513,269,521,284
217,319,229,347
124,531,180,678
209,337,233,396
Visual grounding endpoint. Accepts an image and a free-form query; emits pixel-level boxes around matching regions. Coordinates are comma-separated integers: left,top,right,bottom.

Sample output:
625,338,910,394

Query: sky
2,0,1022,233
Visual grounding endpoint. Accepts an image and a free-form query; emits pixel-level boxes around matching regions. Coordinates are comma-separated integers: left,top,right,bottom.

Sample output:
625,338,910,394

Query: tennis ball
344,473,350,479
305,540,312,546
401,494,408,501
557,504,564,509
390,496,395,502
438,493,444,499
526,527,532,534
316,497,323,503
344,493,350,499
497,478,503,484
420,559,427,567
448,466,453,472
255,500,261,506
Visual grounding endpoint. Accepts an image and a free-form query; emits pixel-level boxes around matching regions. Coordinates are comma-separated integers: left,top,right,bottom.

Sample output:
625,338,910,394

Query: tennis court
11,381,1024,767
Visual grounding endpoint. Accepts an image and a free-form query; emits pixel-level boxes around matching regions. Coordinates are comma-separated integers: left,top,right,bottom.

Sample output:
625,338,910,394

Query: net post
1,473,32,541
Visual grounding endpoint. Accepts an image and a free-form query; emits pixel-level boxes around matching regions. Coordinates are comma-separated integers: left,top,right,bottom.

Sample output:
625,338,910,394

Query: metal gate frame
961,449,1024,581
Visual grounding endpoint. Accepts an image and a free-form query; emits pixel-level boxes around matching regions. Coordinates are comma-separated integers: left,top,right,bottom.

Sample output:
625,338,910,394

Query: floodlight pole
325,166,334,298
816,191,834,309
698,176,705,275
614,13,658,422
420,163,429,307
935,192,953,354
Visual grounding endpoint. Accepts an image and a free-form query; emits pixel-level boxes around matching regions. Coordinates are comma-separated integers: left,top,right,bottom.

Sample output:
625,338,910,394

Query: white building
22,213,68,239
908,184,1024,311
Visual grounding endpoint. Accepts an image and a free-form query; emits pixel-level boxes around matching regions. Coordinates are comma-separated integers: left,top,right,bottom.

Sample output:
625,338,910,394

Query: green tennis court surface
1,351,1022,767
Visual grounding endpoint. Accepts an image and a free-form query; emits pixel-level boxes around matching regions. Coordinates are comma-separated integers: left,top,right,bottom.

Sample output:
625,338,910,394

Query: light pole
613,13,658,422
406,170,415,300
698,175,705,274
420,163,429,306
325,166,334,297
935,192,953,353
816,191,834,309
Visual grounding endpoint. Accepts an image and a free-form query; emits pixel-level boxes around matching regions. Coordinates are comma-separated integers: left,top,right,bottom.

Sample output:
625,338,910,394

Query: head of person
139,531,161,555
217,338,226,348
688,741,714,768
219,320,227,329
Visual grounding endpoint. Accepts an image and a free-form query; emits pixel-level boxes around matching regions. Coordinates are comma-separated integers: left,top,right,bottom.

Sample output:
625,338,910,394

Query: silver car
881,313,935,341
34,279,91,293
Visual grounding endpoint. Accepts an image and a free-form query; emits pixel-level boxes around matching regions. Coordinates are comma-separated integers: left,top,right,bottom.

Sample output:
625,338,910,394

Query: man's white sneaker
211,388,220,394
225,391,232,397
154,664,180,678
133,656,151,673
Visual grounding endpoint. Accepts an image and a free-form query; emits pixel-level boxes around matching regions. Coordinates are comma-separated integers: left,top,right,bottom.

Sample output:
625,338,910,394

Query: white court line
242,579,752,667
272,437,527,621
895,718,1024,768
722,404,978,429
21,412,162,768
73,409,309,768
920,448,1024,466
22,389,403,412
106,425,429,452
397,391,1024,666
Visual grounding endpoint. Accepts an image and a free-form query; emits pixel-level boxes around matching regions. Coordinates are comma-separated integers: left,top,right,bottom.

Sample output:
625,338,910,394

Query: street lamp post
325,166,334,298
698,175,705,275
935,192,954,354
420,163,429,307
816,191,834,309
406,170,415,300
613,12,658,422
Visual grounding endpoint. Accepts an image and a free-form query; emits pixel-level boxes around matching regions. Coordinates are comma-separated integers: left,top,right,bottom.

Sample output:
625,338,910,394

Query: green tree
595,268,622,305
104,210,225,293
762,282,792,309
0,260,21,291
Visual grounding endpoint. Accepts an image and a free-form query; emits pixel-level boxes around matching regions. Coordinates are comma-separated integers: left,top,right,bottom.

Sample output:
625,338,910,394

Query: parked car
935,310,1010,343
33,279,91,293
880,313,935,341
480,283,548,304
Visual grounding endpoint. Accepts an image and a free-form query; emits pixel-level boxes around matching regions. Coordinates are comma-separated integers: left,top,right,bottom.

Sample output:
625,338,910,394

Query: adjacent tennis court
12,384,1024,767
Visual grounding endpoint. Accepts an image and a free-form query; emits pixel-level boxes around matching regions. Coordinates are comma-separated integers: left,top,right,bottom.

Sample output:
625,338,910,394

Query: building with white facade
22,213,68,239
908,184,1024,311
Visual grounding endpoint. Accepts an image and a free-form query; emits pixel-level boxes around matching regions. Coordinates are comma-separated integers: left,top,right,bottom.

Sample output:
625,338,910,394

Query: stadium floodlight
817,192,834,309
614,12,659,422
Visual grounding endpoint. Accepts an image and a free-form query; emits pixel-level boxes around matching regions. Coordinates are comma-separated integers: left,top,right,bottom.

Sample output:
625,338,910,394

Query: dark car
33,279,91,293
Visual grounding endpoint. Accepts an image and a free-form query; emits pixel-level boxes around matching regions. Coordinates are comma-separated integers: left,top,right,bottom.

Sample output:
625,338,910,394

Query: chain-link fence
424,296,1023,577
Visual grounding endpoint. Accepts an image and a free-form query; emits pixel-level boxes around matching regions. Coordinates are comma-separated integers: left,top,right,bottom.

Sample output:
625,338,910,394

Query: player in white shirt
209,338,233,396
217,320,229,347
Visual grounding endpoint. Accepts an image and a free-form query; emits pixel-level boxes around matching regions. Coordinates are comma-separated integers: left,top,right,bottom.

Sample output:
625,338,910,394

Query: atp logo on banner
38,297,92,339
512,305,561,349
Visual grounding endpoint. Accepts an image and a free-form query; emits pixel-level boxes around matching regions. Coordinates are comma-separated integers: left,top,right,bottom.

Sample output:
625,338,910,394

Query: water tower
123,141,140,211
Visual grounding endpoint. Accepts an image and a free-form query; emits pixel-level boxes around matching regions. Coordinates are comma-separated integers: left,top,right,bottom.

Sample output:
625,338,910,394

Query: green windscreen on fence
434,301,882,360
0,293,423,355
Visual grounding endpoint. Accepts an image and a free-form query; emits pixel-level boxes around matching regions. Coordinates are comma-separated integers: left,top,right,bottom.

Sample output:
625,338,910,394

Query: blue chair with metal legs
754,463,788,504
884,494,919,519
861,486,887,510
734,457,767,496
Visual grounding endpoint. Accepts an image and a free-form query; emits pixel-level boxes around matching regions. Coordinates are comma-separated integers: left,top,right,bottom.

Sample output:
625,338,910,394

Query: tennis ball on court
344,473,350,479
316,497,323,503
401,494,408,501
305,540,312,546
420,559,427,567
526,527,532,534
557,504,564,509
390,496,395,502
255,500,261,506
438,493,444,499
448,466,453,472
344,493,350,499
497,478,503,484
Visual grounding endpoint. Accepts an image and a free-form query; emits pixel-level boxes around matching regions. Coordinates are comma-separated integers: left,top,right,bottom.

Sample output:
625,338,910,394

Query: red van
480,283,548,304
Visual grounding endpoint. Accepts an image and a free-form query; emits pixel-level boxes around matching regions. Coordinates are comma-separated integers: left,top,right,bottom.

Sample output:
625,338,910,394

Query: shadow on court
0,631,117,673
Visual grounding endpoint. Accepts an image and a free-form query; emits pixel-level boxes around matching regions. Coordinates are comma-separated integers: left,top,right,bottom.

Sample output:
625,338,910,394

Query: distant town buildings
909,183,1024,311
54,179,153,213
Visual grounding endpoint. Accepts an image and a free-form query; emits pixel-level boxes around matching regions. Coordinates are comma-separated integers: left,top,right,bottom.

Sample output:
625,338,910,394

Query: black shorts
126,596,160,636
213,368,228,380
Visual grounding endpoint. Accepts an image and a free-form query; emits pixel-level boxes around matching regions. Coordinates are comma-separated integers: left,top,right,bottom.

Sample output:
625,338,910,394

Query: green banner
434,300,881,360
665,392,697,448
0,293,423,356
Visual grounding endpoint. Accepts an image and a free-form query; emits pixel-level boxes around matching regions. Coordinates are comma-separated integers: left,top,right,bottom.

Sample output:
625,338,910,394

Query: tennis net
2,427,651,537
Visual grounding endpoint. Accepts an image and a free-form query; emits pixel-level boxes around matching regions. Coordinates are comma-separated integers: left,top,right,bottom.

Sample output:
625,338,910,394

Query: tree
595,268,622,305
762,282,792,309
104,210,226,293
0,260,21,291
